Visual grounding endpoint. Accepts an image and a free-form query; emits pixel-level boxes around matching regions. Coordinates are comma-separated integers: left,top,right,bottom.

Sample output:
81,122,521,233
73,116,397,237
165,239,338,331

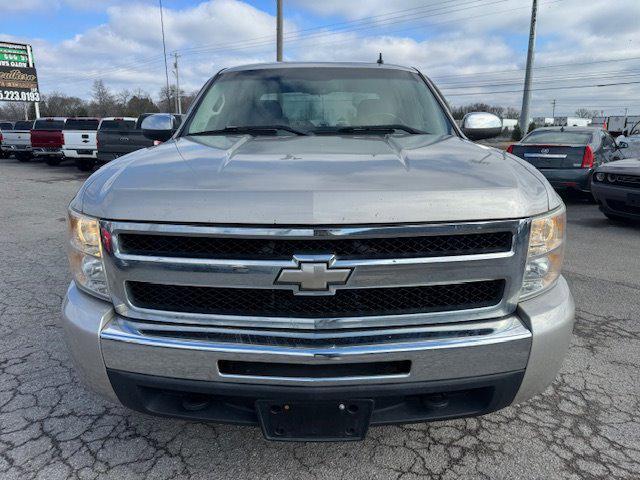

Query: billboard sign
0,42,40,102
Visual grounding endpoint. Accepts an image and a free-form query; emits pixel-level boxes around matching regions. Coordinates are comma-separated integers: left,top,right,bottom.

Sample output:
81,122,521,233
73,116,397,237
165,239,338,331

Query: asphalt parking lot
0,157,639,480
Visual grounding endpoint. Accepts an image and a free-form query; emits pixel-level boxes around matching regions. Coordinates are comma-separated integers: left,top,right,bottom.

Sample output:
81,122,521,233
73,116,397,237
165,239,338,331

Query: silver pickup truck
62,62,574,442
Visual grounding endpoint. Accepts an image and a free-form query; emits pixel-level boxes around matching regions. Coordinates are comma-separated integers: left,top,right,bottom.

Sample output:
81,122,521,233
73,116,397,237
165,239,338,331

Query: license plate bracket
256,399,373,441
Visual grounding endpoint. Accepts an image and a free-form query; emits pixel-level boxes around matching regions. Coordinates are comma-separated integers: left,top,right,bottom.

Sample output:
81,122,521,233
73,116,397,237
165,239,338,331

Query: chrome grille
118,231,513,260
102,220,530,330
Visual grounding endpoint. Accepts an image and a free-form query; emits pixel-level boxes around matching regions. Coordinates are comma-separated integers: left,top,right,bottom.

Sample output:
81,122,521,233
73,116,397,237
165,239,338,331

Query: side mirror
461,112,503,140
141,114,181,142
618,141,629,149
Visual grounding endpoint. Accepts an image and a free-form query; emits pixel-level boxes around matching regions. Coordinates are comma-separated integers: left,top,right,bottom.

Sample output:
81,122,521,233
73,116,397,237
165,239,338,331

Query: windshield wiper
315,124,427,135
188,125,308,136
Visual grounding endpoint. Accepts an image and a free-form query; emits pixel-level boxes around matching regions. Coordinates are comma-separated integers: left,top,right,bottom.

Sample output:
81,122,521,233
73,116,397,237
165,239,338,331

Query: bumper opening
218,359,412,378
107,369,523,427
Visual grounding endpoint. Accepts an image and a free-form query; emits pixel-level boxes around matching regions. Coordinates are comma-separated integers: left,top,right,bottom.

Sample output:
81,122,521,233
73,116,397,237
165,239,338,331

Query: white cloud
2,0,639,116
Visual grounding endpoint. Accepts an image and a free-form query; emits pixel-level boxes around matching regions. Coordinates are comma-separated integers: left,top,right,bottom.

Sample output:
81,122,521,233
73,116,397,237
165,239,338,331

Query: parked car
31,117,66,165
63,62,574,442
507,126,625,196
1,120,34,162
96,115,154,164
62,118,100,171
0,121,14,158
592,159,640,221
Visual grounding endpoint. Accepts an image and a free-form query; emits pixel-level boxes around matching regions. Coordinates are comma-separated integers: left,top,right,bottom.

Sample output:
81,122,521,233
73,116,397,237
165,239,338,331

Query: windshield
186,67,452,135
522,130,592,145
64,119,99,130
99,119,136,131
34,119,65,130
12,121,33,130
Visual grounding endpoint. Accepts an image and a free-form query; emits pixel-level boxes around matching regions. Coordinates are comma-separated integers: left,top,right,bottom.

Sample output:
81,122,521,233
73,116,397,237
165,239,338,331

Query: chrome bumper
61,277,574,404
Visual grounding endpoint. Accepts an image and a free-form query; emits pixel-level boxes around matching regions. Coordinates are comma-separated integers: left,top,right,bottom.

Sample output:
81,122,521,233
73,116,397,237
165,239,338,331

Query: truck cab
62,118,100,171
1,120,34,162
31,117,66,165
63,63,574,442
96,115,155,164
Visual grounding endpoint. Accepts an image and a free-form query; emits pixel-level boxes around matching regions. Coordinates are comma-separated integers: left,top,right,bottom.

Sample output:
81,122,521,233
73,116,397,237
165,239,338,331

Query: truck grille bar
101,220,530,330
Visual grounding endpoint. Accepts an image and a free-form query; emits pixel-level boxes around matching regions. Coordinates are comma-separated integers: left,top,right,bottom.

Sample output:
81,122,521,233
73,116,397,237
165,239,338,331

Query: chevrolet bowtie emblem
275,257,352,295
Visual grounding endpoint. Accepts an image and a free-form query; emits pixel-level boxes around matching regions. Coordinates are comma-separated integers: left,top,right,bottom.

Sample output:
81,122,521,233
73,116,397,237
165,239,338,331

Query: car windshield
65,119,99,130
12,121,33,130
34,119,65,130
522,130,592,145
100,120,136,130
185,67,453,136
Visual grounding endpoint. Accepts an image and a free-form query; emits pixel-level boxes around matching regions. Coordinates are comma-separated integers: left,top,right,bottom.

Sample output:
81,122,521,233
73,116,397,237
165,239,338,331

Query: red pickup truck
31,118,66,165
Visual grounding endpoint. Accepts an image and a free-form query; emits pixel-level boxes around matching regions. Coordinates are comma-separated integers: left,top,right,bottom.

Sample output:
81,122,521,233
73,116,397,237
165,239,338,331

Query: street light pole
159,0,171,112
519,0,538,133
173,52,182,115
276,0,283,61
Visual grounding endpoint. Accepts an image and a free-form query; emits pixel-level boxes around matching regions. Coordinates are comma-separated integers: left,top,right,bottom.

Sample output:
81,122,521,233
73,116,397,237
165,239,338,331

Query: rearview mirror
461,112,503,140
141,114,181,142
617,141,629,149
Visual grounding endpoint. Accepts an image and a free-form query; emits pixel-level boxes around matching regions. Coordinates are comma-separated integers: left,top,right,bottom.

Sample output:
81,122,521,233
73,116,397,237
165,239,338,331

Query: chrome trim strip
523,153,567,159
101,316,532,385
101,219,530,330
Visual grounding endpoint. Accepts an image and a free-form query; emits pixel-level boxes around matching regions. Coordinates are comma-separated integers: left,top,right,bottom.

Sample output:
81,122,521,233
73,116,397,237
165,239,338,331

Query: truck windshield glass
522,131,592,145
34,119,65,130
186,68,453,136
65,119,99,130
100,120,136,131
12,121,33,130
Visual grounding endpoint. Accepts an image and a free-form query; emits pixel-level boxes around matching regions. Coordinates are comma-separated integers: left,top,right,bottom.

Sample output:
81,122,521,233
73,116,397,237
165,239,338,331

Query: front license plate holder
256,399,374,441
627,193,640,207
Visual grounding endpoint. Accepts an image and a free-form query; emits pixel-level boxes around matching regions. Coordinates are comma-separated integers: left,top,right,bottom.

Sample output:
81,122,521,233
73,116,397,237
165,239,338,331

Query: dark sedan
507,127,626,196
592,159,640,221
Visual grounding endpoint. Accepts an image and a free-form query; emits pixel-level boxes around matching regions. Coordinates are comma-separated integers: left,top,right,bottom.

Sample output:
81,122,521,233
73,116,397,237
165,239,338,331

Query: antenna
377,52,384,65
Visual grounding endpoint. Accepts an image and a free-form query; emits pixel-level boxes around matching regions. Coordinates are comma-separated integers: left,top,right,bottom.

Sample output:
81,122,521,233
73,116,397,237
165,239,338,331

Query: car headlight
594,172,605,182
520,206,566,300
67,209,110,300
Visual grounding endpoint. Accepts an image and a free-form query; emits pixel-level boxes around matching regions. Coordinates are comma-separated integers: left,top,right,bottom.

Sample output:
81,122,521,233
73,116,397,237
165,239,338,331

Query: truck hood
77,134,555,224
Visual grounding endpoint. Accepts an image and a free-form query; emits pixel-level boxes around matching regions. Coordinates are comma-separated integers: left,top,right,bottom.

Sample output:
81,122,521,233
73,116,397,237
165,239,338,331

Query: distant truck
552,117,591,127
31,117,66,165
63,118,100,171
0,121,13,158
95,115,154,167
1,120,34,162
606,116,627,135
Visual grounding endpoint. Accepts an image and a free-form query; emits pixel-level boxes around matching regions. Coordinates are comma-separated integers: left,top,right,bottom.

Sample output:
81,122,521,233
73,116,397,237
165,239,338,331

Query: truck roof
223,62,417,73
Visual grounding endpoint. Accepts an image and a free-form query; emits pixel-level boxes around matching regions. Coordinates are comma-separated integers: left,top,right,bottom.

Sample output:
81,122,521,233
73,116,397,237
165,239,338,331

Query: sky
1,0,639,116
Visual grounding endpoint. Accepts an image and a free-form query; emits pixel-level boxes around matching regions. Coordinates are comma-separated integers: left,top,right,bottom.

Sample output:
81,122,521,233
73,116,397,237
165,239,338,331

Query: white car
62,118,100,171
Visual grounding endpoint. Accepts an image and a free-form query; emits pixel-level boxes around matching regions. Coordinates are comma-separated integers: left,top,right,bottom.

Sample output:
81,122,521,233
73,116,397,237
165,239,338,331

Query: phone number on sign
0,90,40,102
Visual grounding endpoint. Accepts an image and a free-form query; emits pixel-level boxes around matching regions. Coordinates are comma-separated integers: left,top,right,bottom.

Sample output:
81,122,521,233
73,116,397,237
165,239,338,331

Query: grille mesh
127,280,505,318
118,231,512,260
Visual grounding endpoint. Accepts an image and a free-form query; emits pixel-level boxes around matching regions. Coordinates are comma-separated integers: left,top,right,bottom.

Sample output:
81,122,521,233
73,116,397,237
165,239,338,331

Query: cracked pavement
0,158,639,479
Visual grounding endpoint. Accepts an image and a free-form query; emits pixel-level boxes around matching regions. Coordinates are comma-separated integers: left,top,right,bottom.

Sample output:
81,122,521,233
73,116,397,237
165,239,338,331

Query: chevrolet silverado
62,62,574,442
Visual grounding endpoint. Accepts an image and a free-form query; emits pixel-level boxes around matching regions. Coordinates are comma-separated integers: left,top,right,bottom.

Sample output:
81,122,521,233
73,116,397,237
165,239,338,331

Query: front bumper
538,168,592,192
61,277,574,424
592,182,640,219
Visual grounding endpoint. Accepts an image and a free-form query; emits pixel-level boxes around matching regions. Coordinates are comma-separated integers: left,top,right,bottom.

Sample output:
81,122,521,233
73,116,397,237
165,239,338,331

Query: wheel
15,152,31,162
45,157,61,166
75,158,96,172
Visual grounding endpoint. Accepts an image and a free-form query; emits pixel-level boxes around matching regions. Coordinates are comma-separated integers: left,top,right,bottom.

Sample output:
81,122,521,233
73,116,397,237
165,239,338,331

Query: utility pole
551,99,556,118
276,0,283,61
519,0,538,133
173,52,182,115
159,0,171,112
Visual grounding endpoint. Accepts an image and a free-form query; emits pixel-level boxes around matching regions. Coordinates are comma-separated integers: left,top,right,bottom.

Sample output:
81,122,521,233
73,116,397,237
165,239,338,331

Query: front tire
45,157,61,166
75,158,96,172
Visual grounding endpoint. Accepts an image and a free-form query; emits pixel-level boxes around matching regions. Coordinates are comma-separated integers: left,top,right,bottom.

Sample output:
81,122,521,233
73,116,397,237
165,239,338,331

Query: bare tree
89,80,116,117
575,108,598,119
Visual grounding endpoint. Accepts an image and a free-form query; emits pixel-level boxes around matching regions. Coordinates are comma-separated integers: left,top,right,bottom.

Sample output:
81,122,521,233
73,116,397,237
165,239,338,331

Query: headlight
607,174,617,183
67,209,110,300
520,206,566,299
594,172,605,182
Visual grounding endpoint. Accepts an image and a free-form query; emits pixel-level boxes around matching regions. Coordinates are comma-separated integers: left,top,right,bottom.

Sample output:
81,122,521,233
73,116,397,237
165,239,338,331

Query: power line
443,79,640,97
